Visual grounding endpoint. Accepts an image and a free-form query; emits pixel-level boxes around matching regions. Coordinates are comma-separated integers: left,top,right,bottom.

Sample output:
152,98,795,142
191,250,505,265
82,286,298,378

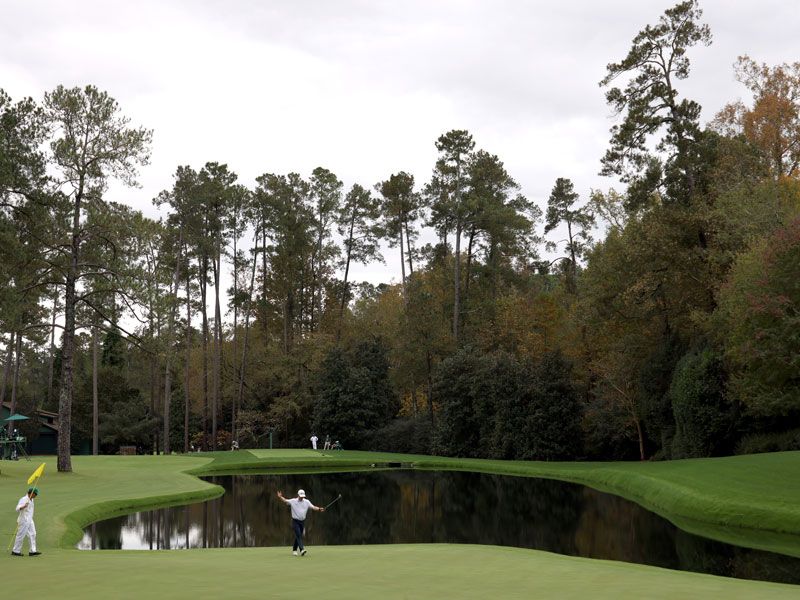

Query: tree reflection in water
78,470,800,584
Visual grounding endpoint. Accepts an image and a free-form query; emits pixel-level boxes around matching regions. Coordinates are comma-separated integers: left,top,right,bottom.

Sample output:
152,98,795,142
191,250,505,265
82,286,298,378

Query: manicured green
0,450,798,599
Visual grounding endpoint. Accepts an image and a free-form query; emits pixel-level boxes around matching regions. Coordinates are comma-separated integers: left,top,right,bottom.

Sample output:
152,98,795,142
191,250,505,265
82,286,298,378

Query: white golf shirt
285,497,317,521
16,494,34,524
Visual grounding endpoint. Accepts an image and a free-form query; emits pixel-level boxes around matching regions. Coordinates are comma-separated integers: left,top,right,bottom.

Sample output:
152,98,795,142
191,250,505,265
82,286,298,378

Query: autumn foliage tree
716,216,800,419
712,56,800,179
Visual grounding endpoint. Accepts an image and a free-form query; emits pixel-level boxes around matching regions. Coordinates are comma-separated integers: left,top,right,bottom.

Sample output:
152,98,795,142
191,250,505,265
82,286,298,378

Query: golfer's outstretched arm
276,490,289,504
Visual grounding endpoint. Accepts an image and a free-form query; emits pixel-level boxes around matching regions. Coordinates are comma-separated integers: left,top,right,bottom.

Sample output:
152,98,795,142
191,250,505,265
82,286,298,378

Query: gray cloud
1,0,798,285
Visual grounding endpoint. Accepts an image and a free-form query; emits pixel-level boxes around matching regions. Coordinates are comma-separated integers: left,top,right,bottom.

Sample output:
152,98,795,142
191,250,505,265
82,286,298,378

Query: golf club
323,493,342,509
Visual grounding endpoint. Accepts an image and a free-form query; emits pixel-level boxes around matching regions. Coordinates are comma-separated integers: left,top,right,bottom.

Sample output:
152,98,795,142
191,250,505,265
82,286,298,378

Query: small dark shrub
362,417,434,455
735,428,800,455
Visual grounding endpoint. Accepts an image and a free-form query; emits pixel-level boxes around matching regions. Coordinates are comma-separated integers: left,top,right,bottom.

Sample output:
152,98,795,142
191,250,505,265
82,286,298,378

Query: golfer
276,489,324,556
310,434,318,450
12,486,40,556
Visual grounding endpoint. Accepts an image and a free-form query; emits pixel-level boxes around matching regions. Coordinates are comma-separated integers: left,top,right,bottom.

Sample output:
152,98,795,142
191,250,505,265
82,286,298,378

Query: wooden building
1,402,59,455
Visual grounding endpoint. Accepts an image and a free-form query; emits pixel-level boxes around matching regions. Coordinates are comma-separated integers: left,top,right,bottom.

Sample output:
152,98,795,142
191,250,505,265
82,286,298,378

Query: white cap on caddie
297,489,306,498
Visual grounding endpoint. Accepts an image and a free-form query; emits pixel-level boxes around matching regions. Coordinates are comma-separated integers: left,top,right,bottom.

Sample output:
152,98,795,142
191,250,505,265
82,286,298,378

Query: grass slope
0,450,798,599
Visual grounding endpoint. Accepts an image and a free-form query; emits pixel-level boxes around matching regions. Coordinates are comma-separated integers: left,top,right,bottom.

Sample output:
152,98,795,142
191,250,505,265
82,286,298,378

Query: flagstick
7,524,20,552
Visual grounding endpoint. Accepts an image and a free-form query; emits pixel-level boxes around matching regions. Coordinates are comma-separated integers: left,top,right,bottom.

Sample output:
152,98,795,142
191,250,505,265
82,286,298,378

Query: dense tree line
1,1,798,470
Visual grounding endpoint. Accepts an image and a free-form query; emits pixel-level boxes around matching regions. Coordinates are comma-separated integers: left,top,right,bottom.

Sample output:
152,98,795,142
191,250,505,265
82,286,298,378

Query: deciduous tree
712,56,800,179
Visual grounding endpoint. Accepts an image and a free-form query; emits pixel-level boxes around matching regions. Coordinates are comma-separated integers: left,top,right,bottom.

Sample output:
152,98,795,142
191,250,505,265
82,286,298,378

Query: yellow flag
27,463,45,485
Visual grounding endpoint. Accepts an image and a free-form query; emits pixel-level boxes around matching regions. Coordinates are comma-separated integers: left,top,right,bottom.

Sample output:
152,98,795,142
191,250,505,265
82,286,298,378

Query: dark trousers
292,518,305,551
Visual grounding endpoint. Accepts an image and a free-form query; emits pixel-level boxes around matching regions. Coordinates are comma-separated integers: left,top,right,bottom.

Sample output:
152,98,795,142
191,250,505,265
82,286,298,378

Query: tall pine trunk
635,417,646,461
7,332,22,437
236,238,259,435
184,251,192,453
309,228,324,332
298,265,306,334
283,290,295,354
58,183,83,472
464,227,476,301
426,349,434,424
149,354,157,454
399,225,407,300
163,231,183,454
453,216,462,342
452,159,463,343
1,330,16,407
261,227,268,344
404,218,414,275
567,220,577,294
47,292,59,405
92,326,99,455
337,210,357,342
212,252,222,447
200,255,210,449
231,231,238,436
147,253,159,455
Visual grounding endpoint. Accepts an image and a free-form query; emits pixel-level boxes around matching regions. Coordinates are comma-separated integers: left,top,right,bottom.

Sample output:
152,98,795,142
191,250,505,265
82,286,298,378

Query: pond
78,470,800,584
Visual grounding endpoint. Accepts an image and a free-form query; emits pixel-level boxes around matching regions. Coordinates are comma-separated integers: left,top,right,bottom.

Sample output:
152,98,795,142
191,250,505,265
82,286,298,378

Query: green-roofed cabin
1,402,59,455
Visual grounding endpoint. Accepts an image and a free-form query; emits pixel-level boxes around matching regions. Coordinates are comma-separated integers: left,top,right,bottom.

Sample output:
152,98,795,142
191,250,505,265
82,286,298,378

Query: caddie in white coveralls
12,486,41,556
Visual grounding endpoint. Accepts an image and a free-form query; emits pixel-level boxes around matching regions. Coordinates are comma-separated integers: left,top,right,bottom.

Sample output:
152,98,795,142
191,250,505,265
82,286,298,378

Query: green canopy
4,414,29,421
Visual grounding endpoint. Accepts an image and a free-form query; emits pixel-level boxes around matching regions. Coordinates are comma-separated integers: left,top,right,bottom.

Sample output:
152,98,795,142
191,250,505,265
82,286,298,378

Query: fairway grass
4,544,800,600
1,450,799,598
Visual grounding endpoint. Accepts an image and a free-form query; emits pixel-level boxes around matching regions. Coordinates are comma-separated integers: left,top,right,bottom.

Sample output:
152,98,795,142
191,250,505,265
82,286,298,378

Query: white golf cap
297,489,306,498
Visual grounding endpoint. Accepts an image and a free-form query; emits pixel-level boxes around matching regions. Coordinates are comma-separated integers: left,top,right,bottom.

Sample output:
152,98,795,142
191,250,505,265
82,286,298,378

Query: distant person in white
277,489,324,555
310,434,318,450
12,486,41,556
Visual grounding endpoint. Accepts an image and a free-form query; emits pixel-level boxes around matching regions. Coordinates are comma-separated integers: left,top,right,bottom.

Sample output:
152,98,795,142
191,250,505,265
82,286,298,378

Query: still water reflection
79,470,800,584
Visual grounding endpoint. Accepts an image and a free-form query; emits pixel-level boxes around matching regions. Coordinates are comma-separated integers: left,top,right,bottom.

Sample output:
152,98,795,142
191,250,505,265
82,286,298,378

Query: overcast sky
2,0,798,285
